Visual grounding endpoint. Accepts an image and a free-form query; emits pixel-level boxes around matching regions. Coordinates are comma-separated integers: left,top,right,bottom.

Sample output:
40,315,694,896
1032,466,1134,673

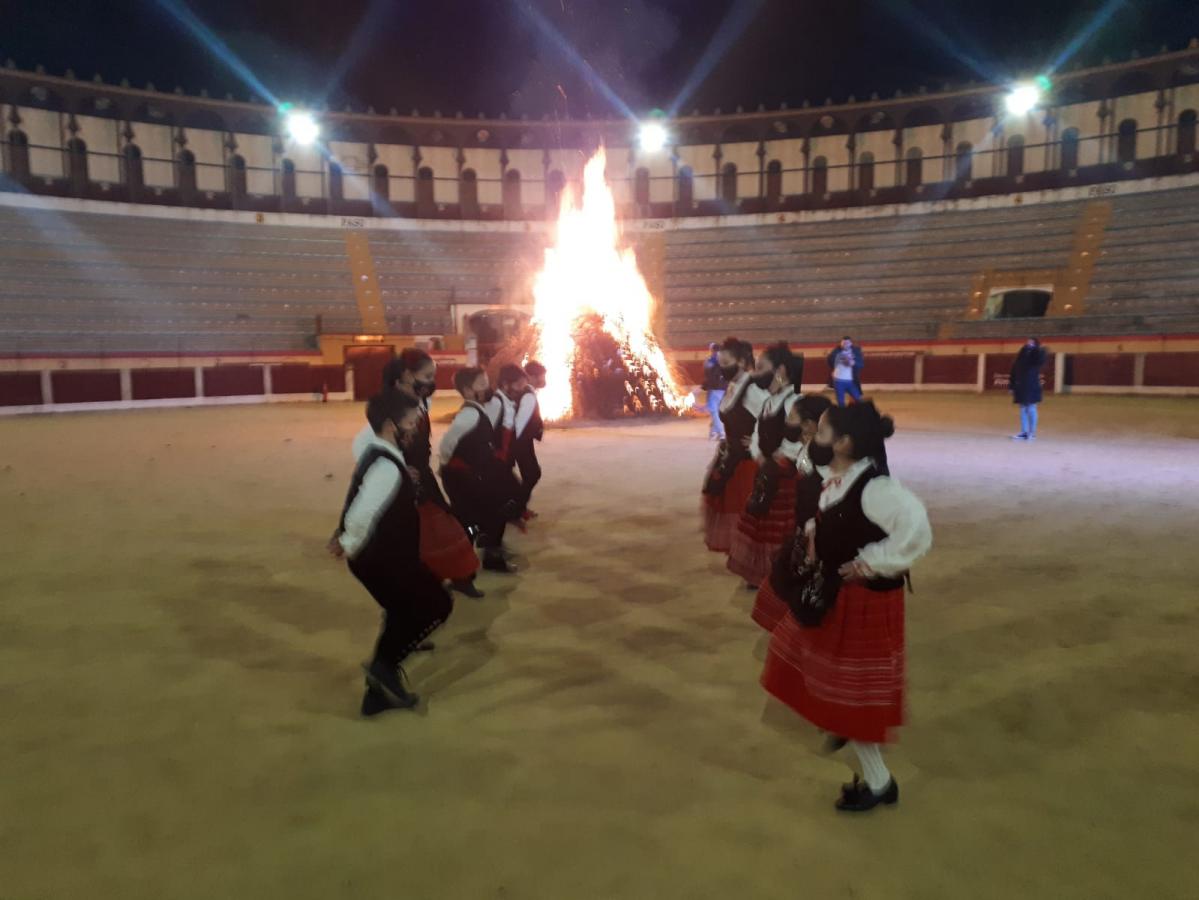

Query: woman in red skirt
353,349,484,599
761,401,931,812
750,393,832,630
727,343,805,587
702,338,766,552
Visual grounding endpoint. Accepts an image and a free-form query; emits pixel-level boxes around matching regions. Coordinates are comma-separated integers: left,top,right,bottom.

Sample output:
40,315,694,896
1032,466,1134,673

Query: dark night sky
4,0,1198,118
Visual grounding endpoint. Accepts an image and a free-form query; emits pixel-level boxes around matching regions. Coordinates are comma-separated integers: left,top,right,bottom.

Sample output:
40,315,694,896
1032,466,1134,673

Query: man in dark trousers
826,336,865,406
439,367,522,573
513,360,547,519
1009,338,1048,441
332,391,454,716
703,342,728,440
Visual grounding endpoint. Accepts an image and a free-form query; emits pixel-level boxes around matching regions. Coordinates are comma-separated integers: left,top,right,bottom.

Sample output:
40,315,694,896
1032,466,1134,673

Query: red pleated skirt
727,465,796,584
751,578,789,633
701,459,758,553
418,502,480,581
761,582,906,743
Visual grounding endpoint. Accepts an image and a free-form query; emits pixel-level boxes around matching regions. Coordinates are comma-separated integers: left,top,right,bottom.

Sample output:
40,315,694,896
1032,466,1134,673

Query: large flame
531,148,693,421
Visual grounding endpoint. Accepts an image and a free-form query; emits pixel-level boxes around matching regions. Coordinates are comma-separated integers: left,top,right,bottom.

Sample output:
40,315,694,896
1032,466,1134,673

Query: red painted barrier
0,372,42,407
132,368,196,400
923,355,977,385
1068,353,1135,387
1144,352,1199,388
51,370,121,404
272,364,345,394
202,365,265,397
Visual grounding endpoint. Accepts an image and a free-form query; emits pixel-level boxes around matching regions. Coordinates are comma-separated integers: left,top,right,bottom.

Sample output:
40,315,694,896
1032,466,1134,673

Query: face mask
752,371,774,390
479,388,495,404
807,440,835,467
414,379,436,398
784,423,805,443
720,364,739,379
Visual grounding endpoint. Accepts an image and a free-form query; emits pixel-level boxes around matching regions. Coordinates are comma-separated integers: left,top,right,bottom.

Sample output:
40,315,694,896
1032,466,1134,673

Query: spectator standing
1009,338,1048,441
826,336,865,407
702,342,728,439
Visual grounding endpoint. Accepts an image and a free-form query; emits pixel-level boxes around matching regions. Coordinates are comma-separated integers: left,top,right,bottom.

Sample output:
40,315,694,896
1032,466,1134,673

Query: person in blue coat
826,336,865,407
1010,338,1048,441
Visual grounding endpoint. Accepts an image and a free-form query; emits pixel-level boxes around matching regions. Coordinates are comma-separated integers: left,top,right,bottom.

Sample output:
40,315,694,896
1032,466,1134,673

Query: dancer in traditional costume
486,364,523,466
727,343,806,588
513,360,546,519
333,391,454,716
760,401,931,812
701,338,766,553
749,392,833,631
440,367,521,574
351,349,483,598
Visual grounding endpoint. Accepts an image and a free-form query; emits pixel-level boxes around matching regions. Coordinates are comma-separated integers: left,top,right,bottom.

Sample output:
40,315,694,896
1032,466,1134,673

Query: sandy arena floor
1,392,1197,899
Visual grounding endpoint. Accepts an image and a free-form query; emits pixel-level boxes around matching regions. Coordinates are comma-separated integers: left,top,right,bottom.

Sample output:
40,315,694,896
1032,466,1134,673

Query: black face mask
752,372,774,390
479,388,495,404
414,380,436,398
720,364,739,379
807,440,835,467
784,423,805,443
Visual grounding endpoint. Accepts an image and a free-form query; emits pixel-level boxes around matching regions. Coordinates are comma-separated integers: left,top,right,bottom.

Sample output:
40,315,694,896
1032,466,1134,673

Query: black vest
450,402,498,471
520,386,544,444
339,446,420,569
814,465,905,592
720,380,758,461
756,395,790,459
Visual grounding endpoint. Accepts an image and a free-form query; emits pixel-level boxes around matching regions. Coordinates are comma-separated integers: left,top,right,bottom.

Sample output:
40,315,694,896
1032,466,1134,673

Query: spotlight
282,107,320,145
1005,83,1042,117
638,121,669,153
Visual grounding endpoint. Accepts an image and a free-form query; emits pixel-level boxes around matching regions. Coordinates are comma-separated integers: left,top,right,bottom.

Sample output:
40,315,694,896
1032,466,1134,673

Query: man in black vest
332,391,454,716
440,367,521,573
513,360,546,519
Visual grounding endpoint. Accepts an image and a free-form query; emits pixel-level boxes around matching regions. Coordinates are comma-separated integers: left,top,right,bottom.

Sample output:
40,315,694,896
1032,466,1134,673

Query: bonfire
494,148,693,422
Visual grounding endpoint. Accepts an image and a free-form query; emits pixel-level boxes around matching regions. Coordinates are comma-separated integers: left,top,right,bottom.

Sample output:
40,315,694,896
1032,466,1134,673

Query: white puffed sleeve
350,423,373,461
857,476,932,577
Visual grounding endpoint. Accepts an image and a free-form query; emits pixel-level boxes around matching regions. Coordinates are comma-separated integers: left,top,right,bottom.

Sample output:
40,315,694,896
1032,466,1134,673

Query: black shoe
483,552,518,574
836,777,899,812
360,686,408,718
362,660,420,709
451,578,486,598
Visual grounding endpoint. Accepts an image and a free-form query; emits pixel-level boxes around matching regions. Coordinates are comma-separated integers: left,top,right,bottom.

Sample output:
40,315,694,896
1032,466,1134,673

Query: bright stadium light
638,121,669,153
1005,82,1042,116
282,107,320,145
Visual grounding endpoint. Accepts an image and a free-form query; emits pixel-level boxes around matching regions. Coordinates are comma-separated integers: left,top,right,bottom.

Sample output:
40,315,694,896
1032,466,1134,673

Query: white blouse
815,457,932,577
750,385,801,463
719,371,767,419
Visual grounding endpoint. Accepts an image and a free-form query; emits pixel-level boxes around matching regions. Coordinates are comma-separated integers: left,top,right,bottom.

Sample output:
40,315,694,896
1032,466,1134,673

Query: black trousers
348,557,453,666
441,465,515,550
513,439,541,511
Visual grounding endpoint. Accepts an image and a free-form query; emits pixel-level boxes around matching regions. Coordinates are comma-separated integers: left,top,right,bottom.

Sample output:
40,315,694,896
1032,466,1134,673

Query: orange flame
531,148,693,421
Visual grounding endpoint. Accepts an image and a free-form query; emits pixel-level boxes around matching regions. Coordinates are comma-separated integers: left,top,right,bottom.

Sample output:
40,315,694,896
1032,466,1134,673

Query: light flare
531,148,693,421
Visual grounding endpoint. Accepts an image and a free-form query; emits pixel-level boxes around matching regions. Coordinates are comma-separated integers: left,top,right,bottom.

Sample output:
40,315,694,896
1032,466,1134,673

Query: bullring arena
2,35,1199,900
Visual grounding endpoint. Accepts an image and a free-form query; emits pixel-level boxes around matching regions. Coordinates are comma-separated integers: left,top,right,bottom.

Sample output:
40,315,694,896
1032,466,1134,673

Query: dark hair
381,347,433,388
826,401,895,471
524,360,546,378
719,336,754,368
708,342,719,352
498,363,527,387
797,393,832,423
366,390,420,433
454,366,484,395
842,335,853,342
762,341,804,385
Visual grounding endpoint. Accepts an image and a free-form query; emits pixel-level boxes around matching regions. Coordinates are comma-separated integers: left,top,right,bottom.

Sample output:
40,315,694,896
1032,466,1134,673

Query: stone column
194,367,205,399
40,370,53,405
976,354,987,394
119,368,132,401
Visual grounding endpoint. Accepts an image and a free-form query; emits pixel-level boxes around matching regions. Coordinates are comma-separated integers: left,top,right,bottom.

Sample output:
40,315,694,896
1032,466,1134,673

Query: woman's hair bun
878,415,895,439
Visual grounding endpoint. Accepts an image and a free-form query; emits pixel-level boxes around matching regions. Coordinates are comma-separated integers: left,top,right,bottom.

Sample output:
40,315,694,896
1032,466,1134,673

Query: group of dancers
331,349,547,715
702,337,933,813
